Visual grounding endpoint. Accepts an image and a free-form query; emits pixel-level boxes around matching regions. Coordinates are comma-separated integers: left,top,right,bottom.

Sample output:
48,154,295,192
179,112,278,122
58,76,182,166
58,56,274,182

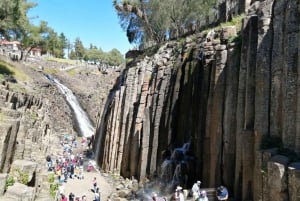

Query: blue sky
29,0,132,55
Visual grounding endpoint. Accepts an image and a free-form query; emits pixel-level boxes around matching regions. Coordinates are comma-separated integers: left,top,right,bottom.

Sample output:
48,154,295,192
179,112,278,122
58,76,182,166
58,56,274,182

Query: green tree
0,0,36,38
45,29,61,58
69,50,77,60
106,48,124,66
74,37,85,60
84,48,101,62
113,0,217,46
66,39,73,58
19,20,49,60
58,32,67,58
114,0,156,44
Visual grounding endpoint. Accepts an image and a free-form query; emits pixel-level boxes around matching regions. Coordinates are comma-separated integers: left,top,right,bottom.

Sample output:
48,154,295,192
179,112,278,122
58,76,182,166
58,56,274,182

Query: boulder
117,189,131,198
11,160,37,184
5,182,34,201
267,158,288,201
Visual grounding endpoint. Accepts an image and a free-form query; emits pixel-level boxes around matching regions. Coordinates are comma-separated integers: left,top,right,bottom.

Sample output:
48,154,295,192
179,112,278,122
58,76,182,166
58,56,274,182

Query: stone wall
95,0,300,200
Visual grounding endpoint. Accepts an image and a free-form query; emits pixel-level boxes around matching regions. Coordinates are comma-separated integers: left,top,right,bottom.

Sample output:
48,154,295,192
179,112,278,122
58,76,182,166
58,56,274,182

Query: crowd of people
169,180,228,201
47,135,229,201
45,135,100,201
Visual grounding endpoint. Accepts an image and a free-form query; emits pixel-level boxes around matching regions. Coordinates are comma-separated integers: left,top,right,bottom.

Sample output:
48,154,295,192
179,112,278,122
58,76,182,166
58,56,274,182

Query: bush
48,173,55,183
5,175,15,190
50,183,59,198
10,168,30,185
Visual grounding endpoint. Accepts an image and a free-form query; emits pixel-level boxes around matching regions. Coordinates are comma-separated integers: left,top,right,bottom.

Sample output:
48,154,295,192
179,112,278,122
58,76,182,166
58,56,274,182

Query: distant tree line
69,38,124,66
0,0,124,66
113,0,217,47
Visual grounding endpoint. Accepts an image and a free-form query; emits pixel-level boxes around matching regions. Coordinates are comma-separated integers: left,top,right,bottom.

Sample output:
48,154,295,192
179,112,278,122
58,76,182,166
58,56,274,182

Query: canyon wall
95,0,300,200
0,59,76,200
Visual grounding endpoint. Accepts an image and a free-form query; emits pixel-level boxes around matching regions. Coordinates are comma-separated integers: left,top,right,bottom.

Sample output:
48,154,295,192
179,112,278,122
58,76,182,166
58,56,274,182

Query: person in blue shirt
216,185,228,201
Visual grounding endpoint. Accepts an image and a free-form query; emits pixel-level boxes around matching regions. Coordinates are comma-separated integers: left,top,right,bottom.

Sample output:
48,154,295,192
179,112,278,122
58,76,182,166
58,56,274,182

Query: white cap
176,186,183,191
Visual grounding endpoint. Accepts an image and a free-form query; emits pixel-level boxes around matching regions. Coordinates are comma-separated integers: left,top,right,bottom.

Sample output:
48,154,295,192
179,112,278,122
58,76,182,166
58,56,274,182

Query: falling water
45,74,95,137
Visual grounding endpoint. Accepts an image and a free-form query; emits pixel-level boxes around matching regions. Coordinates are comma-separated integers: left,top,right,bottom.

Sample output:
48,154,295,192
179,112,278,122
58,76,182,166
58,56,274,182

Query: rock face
95,0,300,200
0,58,77,200
53,66,122,126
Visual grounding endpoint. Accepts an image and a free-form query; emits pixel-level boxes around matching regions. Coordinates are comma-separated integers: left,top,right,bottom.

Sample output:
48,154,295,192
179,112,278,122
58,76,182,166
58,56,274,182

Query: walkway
48,137,114,201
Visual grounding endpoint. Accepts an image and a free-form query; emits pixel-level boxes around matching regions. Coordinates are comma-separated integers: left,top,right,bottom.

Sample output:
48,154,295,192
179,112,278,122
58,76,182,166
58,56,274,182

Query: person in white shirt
174,186,185,201
191,180,201,201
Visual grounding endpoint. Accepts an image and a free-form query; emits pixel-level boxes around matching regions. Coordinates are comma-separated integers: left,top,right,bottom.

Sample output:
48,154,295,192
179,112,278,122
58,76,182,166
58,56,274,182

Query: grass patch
0,60,30,82
46,57,78,65
66,68,77,76
220,14,245,32
0,63,14,75
43,67,59,74
7,83,28,93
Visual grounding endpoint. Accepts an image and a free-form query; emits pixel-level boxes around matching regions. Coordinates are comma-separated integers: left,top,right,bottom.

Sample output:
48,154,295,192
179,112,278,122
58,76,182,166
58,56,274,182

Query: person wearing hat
216,185,228,201
174,186,185,201
191,180,201,201
199,190,209,201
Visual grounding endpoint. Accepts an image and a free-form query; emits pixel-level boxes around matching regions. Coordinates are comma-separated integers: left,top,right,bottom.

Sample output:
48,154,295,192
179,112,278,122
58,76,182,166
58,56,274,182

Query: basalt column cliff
95,0,300,200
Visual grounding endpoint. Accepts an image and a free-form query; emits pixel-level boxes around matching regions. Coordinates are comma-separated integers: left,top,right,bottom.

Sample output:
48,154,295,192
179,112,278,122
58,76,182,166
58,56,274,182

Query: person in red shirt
61,194,68,201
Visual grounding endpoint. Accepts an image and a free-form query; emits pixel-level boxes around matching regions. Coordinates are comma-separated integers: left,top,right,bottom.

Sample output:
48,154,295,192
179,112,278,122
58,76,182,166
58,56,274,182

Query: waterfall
45,74,95,137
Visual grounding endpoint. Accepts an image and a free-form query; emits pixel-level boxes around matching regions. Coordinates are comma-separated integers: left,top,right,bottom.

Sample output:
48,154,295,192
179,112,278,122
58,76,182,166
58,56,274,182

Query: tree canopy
70,39,124,66
113,0,217,46
0,0,36,38
0,0,124,64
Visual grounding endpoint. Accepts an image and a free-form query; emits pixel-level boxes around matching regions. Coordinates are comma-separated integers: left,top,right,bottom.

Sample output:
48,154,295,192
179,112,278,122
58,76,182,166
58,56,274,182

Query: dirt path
63,168,113,201
54,140,114,201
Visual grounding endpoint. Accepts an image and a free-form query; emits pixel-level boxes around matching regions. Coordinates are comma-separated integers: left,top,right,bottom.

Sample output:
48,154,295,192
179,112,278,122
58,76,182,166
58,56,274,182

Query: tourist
174,186,185,201
78,165,84,179
61,194,67,201
69,192,75,201
46,155,53,171
191,180,201,201
92,177,97,191
82,194,87,201
216,185,228,201
87,161,93,172
94,187,100,201
152,192,158,201
199,190,208,201
59,184,65,196
74,165,80,179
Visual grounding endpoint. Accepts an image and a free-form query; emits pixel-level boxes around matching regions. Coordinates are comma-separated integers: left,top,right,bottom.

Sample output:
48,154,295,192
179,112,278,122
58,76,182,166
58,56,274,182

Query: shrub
11,168,30,185
48,173,55,183
5,175,15,190
50,183,59,198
